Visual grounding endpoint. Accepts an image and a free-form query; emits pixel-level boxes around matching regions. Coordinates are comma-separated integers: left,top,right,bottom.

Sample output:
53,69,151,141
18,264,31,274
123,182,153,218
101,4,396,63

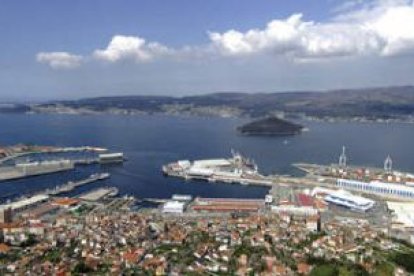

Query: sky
1,0,414,101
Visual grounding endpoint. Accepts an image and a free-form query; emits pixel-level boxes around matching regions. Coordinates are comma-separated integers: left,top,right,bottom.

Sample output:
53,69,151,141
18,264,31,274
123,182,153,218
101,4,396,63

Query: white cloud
208,0,414,60
36,0,414,68
365,3,414,55
209,14,306,56
36,52,83,69
93,35,171,63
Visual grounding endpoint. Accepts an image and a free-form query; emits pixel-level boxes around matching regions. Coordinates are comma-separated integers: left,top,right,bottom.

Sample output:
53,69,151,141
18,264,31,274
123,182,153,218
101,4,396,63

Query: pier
47,173,110,195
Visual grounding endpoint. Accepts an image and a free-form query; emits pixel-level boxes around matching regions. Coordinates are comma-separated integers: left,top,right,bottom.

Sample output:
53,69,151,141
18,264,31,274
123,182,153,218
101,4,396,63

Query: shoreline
3,110,413,125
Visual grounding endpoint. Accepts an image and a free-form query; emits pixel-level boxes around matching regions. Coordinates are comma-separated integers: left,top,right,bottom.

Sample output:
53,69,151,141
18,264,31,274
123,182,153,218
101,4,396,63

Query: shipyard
161,146,414,245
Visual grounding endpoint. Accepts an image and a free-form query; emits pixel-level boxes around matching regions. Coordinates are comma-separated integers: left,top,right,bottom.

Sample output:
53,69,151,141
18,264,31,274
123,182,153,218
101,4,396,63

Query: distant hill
0,104,31,113
29,85,414,120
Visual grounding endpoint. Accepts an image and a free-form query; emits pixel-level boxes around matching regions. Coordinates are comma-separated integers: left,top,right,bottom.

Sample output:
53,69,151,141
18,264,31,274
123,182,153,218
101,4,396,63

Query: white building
265,195,273,204
324,190,375,212
387,201,414,229
0,194,49,213
337,178,414,201
192,159,232,168
306,216,320,232
162,201,185,214
311,187,338,197
271,205,318,216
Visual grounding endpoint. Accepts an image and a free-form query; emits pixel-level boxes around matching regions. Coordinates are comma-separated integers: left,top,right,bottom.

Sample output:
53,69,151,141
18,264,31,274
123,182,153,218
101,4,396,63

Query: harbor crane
338,146,347,168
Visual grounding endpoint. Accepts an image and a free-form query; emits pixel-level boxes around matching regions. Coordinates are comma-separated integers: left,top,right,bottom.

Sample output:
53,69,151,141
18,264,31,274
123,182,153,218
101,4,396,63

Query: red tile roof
0,243,10,253
297,194,314,207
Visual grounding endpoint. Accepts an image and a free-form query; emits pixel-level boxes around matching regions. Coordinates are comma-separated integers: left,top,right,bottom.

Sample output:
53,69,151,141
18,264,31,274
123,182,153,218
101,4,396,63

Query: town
1,194,413,275
1,146,414,275
1,185,414,274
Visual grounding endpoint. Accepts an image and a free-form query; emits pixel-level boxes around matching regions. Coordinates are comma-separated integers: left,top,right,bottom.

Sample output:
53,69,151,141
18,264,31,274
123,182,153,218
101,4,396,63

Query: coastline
20,108,414,125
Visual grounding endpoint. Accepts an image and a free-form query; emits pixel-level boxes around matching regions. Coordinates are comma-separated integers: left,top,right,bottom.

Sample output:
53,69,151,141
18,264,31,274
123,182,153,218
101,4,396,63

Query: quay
0,145,108,164
0,153,123,182
0,158,101,182
0,160,75,182
166,171,274,187
72,158,99,165
78,187,119,202
0,173,111,211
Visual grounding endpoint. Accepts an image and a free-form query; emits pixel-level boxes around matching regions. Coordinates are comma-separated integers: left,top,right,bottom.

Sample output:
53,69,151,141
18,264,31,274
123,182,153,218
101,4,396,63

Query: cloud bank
210,0,414,60
37,0,414,69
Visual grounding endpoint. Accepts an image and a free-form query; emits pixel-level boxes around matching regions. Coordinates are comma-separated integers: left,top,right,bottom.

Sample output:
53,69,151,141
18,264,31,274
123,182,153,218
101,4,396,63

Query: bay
0,114,413,201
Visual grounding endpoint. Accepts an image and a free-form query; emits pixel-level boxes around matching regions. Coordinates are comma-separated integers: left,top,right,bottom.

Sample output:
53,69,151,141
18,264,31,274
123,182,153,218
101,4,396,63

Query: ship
98,152,124,163
163,150,257,178
162,150,272,186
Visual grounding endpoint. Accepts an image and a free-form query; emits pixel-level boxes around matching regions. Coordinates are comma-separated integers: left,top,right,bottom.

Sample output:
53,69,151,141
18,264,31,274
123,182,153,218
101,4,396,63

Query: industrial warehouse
336,178,414,200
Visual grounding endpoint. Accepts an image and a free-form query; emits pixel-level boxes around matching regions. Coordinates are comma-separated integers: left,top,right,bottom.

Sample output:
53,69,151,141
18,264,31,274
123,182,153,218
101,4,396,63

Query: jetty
47,173,110,195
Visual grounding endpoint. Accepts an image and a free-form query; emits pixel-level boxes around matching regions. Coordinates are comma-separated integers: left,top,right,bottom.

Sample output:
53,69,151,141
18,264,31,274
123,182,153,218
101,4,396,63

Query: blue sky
1,0,414,101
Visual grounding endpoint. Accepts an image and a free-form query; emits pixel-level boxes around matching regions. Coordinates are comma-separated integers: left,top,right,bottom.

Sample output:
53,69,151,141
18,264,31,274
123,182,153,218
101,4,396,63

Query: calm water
0,114,413,200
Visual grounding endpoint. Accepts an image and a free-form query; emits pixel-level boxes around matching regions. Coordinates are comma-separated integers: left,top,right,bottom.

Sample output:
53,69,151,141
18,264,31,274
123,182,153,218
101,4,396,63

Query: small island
237,117,304,136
